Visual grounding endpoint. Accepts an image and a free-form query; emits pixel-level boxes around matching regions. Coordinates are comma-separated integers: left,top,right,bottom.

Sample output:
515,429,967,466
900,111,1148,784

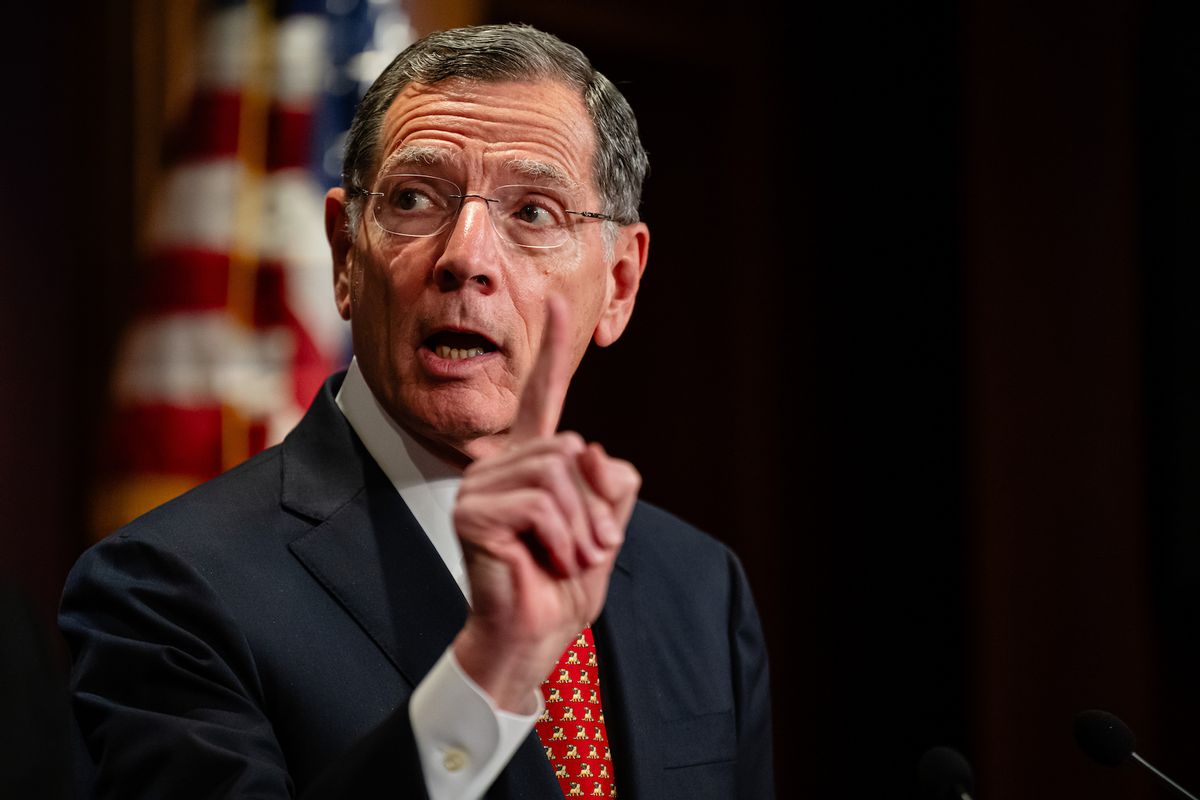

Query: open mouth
424,330,499,361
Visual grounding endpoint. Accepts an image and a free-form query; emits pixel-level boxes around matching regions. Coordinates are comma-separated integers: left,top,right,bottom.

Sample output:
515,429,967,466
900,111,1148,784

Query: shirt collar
335,358,470,598
334,357,464,491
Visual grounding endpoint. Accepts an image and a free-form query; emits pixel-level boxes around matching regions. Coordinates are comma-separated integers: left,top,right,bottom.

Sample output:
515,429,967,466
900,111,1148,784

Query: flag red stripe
138,250,300,326
141,248,231,314
107,404,225,477
266,106,315,171
166,90,242,163
287,312,330,409
252,263,289,326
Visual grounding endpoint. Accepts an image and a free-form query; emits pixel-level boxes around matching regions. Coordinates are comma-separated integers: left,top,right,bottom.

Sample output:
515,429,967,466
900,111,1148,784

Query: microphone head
918,746,975,800
1074,709,1136,767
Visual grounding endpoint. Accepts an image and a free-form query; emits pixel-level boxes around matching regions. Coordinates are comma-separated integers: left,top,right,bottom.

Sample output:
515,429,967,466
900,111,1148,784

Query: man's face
327,78,648,462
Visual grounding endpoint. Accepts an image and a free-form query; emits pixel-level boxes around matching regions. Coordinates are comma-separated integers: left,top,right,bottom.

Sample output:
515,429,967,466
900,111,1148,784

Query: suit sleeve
727,550,776,798
59,534,431,800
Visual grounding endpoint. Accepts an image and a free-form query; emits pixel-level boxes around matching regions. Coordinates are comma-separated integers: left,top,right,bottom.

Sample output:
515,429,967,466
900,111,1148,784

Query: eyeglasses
350,174,616,249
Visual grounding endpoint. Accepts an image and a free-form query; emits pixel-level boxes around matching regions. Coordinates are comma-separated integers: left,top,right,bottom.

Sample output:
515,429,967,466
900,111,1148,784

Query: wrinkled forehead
374,77,597,194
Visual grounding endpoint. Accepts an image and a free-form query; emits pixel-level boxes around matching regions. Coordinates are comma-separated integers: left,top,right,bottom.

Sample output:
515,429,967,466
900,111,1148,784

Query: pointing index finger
511,293,572,443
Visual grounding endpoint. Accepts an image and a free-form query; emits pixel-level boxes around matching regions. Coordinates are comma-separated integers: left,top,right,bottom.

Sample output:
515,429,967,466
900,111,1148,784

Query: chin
431,415,504,444
404,398,513,452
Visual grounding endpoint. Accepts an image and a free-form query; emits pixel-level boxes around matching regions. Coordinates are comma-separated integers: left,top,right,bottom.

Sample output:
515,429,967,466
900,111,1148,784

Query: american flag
92,0,415,537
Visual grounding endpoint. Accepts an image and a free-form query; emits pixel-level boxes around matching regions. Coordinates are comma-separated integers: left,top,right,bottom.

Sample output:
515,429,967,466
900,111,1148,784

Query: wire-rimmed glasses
350,174,616,249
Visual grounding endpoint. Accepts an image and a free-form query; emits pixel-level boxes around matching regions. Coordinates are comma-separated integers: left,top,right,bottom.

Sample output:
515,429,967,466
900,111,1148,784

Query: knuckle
453,494,477,516
531,490,559,521
556,431,586,453
462,455,497,478
531,452,563,472
544,452,580,486
452,505,476,534
531,453,571,488
620,463,642,491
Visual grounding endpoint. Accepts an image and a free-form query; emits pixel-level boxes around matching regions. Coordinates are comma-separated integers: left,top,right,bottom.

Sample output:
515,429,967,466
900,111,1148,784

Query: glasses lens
488,185,572,248
372,174,458,237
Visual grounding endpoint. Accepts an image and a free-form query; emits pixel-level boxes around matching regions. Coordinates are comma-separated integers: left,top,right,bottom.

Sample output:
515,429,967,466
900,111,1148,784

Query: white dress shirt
335,358,542,800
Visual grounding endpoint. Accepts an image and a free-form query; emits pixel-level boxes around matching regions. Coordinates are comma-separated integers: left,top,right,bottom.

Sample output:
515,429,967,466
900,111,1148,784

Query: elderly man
61,24,773,800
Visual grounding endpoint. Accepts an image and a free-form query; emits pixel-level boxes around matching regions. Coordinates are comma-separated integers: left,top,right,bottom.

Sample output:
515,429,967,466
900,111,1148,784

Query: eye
387,186,435,212
501,187,568,228
376,175,457,215
515,202,555,226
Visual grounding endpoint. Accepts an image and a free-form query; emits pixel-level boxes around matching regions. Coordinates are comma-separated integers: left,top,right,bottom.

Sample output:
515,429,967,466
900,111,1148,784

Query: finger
464,432,586,485
579,444,641,540
577,473,625,553
510,293,572,444
460,450,599,566
454,488,578,578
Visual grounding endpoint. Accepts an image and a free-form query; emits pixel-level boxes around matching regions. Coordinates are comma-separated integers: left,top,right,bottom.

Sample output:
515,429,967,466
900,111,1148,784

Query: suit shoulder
88,445,292,561
135,444,281,520
624,500,738,575
628,499,725,547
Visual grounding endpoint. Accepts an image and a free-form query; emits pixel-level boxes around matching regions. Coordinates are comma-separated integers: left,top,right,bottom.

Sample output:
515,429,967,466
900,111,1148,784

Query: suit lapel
494,555,658,800
486,734,562,799
492,518,668,799
593,535,666,800
281,375,468,689
288,477,468,688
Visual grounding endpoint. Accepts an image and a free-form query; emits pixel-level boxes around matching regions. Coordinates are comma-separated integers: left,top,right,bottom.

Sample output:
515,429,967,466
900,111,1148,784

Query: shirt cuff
409,646,543,800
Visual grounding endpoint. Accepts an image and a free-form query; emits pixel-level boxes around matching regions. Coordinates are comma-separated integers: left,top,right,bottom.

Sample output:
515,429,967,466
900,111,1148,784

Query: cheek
362,247,426,305
537,262,610,358
552,257,609,321
351,255,417,354
534,243,602,298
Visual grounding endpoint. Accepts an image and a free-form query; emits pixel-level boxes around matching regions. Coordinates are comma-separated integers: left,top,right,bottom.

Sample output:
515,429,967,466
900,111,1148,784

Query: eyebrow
378,145,452,173
376,149,583,193
502,159,582,192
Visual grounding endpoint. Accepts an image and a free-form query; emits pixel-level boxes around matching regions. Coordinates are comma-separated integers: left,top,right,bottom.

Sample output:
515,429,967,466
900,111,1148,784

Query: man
61,24,773,799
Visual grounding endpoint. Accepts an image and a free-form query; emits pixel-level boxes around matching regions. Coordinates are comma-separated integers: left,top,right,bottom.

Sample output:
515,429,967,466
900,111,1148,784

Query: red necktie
535,626,618,798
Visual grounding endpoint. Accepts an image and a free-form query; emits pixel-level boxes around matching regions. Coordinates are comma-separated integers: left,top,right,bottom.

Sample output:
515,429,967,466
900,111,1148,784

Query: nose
432,194,502,293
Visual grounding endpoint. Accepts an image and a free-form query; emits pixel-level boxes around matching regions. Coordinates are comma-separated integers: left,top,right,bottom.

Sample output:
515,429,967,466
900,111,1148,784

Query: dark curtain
1141,0,1200,787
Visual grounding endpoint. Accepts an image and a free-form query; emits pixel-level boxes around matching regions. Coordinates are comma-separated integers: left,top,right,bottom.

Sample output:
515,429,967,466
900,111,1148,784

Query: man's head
325,24,651,464
341,24,648,237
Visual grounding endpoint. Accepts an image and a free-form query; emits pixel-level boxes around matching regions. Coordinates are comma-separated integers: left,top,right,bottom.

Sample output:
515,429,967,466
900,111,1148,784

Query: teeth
436,345,486,360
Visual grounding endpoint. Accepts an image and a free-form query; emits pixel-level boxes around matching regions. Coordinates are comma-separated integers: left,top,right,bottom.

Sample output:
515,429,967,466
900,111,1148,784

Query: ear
593,222,650,347
325,187,354,321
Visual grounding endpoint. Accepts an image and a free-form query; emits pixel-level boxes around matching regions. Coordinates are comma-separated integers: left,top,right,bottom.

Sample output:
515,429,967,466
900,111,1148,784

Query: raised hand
451,295,640,713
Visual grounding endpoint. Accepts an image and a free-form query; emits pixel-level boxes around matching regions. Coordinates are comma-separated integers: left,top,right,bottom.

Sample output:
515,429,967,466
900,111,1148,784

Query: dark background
3,0,1198,797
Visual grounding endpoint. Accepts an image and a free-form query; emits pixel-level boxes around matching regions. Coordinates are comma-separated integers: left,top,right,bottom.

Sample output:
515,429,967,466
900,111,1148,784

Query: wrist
452,620,567,714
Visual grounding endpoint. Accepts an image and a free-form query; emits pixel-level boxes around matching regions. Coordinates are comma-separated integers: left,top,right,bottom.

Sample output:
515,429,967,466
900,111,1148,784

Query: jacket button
443,747,468,772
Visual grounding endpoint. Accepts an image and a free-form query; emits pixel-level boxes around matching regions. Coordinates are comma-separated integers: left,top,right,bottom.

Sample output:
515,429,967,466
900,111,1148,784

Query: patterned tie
535,626,619,798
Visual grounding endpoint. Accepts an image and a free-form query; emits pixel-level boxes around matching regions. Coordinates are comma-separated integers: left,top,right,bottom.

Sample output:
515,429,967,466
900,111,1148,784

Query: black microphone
918,746,975,800
1074,709,1199,800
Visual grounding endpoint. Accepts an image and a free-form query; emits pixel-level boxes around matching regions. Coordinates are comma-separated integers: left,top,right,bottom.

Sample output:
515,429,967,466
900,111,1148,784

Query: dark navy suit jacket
60,374,774,798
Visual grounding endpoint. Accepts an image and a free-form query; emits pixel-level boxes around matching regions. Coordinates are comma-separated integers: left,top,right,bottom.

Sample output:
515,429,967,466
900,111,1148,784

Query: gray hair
342,24,648,237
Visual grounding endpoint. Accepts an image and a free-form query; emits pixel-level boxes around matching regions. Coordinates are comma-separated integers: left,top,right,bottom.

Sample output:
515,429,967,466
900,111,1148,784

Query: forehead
375,78,596,190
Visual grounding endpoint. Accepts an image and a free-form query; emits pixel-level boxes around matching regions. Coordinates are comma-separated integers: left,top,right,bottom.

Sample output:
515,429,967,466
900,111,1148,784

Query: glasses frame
348,173,617,250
